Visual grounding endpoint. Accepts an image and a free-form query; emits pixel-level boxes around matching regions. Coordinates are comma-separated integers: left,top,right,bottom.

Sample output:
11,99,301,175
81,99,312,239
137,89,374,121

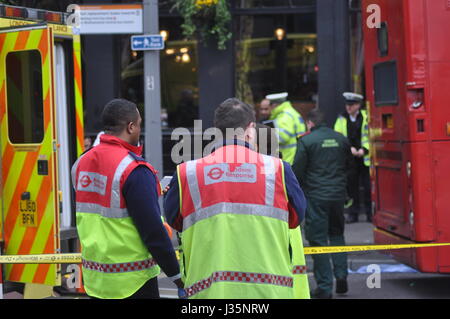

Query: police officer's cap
266,92,288,104
343,92,364,104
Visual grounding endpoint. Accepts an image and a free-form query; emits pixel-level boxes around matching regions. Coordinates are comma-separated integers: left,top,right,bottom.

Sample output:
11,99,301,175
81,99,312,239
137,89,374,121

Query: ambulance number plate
19,200,38,227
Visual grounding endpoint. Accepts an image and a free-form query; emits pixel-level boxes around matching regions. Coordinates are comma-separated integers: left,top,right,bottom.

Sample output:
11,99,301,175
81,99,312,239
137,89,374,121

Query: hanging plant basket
172,0,232,50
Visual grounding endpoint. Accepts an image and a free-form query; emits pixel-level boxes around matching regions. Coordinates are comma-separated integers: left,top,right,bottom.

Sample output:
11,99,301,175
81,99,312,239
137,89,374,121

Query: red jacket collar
99,134,143,156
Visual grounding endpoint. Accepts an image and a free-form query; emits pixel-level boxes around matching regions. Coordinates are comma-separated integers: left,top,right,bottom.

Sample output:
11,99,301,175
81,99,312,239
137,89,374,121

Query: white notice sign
79,4,143,34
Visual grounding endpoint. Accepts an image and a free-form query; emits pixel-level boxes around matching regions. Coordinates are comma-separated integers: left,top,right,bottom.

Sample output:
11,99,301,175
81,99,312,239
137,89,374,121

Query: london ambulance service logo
80,175,92,188
204,163,257,185
207,167,225,181
77,171,108,195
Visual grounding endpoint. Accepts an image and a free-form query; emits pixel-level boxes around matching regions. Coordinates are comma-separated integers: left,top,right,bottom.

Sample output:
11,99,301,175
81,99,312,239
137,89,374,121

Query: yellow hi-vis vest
334,109,371,167
72,135,161,299
177,144,307,299
290,227,310,299
270,102,307,165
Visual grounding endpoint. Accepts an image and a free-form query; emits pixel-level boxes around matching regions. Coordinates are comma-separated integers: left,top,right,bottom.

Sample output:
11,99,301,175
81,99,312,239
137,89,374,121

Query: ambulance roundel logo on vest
77,171,108,195
204,163,257,185
80,175,92,188
207,167,225,180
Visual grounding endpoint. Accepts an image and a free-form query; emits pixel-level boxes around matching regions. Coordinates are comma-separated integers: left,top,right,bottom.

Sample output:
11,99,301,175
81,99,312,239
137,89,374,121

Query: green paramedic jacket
292,125,352,201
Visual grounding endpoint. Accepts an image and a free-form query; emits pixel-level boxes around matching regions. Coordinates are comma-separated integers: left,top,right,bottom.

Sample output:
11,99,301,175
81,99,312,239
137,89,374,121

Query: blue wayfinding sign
131,35,164,51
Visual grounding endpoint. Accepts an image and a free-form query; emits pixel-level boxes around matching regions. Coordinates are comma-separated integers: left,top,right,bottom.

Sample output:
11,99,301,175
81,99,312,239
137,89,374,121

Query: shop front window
234,0,316,8
120,17,199,130
235,13,317,121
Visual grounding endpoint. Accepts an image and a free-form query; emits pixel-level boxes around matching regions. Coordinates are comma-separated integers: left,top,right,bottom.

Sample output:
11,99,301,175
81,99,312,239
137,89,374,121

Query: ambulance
0,4,85,295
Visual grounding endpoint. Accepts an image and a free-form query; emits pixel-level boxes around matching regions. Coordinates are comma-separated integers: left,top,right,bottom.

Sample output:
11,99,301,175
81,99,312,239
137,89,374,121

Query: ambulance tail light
4,6,28,19
38,11,64,24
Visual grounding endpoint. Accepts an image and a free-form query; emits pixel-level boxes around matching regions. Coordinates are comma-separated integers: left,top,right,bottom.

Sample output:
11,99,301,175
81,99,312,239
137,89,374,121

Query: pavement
3,219,450,299
305,220,398,272
156,220,404,299
306,221,450,299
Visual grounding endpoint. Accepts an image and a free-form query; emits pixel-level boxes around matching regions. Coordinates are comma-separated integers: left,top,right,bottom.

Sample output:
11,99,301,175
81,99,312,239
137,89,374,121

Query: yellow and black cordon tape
1,243,450,264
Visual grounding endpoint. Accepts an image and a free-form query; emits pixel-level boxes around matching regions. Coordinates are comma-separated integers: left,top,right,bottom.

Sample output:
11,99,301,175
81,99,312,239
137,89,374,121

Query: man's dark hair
102,99,139,134
214,98,256,134
307,108,325,126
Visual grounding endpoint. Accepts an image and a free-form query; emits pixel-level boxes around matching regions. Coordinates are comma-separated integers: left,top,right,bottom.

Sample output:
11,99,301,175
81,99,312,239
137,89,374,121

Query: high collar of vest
99,134,143,156
270,101,293,119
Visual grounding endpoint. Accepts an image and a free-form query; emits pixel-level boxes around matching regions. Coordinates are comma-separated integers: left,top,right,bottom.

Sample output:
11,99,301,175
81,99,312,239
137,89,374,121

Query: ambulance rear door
0,24,61,286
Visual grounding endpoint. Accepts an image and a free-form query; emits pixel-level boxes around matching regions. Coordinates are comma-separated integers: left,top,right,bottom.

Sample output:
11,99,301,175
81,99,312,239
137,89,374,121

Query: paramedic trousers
304,198,348,294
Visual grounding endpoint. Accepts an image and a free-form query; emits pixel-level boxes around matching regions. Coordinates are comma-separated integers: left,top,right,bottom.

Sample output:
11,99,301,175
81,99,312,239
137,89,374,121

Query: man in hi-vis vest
164,98,308,299
72,99,183,299
266,92,307,164
334,92,371,224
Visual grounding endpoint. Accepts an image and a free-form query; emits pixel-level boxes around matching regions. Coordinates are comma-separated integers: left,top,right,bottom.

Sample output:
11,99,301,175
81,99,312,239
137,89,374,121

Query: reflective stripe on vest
293,265,307,275
278,127,298,138
279,144,297,150
262,155,275,206
82,258,157,274
185,271,294,298
75,154,135,218
183,202,289,230
183,155,284,231
111,155,134,209
76,202,128,219
186,160,202,211
71,152,86,190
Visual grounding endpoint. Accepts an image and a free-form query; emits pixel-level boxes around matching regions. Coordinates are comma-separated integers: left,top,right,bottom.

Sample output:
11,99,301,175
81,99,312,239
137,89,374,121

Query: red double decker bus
362,0,450,273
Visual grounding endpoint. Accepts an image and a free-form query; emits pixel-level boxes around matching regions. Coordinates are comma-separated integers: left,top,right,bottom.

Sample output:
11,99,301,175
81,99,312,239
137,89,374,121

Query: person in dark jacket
292,108,352,299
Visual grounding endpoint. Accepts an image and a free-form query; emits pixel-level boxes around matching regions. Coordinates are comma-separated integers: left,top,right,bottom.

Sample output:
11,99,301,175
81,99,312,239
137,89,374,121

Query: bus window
374,60,398,106
6,50,44,144
377,22,389,57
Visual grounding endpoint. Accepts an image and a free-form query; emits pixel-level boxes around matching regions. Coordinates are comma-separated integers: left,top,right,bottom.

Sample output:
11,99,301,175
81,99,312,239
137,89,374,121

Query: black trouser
304,199,348,293
347,158,371,219
127,277,160,299
90,277,160,299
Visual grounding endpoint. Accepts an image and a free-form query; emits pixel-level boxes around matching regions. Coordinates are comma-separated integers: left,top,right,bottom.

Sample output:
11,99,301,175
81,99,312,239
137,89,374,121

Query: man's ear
126,121,134,134
247,122,256,129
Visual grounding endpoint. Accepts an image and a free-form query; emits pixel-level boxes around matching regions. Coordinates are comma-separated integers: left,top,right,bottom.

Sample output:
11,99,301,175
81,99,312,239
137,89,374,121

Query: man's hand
174,278,184,289
174,279,187,299
357,148,365,157
162,185,170,195
351,147,358,156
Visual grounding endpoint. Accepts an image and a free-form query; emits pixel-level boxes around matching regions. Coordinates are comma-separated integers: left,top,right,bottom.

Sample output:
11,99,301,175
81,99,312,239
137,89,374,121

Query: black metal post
317,0,351,127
